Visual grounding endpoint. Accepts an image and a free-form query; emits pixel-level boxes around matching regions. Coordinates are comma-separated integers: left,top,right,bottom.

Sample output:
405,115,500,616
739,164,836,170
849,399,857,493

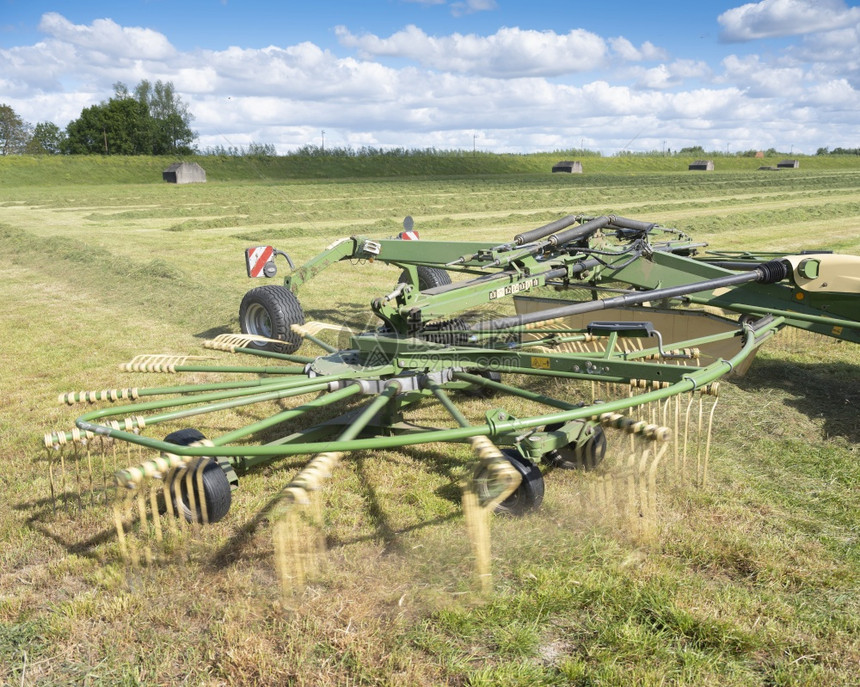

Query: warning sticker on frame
530,356,551,370
488,277,540,301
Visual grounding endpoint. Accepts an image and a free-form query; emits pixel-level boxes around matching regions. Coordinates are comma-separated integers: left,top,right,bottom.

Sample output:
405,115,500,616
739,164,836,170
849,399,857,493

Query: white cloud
790,25,860,88
400,0,496,14
802,78,858,106
3,12,860,154
630,59,712,90
636,65,674,89
336,25,632,77
38,11,176,60
608,37,668,62
669,59,713,80
451,0,498,16
721,54,807,96
718,0,860,42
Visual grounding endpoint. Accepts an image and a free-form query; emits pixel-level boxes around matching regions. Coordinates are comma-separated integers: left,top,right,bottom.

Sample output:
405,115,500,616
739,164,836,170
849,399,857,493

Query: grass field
0,156,858,686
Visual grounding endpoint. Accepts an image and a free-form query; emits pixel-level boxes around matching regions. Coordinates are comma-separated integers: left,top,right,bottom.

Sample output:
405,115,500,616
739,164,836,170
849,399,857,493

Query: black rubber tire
398,266,452,291
463,369,503,398
164,429,232,524
544,423,607,470
239,285,305,354
478,449,544,516
164,428,206,445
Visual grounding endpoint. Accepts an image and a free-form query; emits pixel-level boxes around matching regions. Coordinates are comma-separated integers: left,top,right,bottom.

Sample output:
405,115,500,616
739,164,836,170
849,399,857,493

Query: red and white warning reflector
245,246,274,278
399,230,420,240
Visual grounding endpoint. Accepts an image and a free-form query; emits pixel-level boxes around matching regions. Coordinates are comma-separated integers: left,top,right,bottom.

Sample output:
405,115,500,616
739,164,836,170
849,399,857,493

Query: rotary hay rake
43,213,860,593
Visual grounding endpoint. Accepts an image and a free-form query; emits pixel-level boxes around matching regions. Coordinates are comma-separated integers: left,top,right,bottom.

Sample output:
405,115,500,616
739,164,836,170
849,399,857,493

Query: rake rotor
43,213,860,593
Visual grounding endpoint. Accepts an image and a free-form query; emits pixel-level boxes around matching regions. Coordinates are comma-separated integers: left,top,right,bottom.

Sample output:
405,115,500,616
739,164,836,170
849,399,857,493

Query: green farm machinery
44,214,860,590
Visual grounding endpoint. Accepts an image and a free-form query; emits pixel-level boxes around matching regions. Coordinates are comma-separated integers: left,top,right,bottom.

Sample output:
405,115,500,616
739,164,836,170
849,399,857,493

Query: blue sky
2,0,859,154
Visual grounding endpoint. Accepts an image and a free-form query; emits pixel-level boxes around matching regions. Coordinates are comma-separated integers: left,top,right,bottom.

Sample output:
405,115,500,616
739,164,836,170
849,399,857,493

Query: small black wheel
463,369,502,398
477,449,544,516
398,266,452,291
164,430,232,524
544,423,607,470
239,285,305,354
164,428,206,445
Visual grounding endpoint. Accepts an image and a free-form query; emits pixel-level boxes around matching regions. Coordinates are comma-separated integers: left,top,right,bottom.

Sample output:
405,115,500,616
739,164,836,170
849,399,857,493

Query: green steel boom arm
269,216,857,342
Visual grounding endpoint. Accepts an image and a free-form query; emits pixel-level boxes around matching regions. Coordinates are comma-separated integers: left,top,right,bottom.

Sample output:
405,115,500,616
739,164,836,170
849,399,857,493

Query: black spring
418,318,470,346
756,259,790,284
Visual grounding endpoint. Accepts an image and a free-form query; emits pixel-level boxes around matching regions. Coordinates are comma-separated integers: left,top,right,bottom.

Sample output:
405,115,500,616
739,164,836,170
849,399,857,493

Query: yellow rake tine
460,435,523,593
625,450,638,530
149,484,163,543
113,496,130,562
162,476,180,537
184,466,199,527
197,460,210,525
135,487,154,566
702,395,719,487
172,467,188,533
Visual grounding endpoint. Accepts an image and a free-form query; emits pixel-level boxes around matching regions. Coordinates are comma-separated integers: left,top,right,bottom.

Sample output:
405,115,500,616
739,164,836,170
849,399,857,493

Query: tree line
0,80,195,156
3,89,859,158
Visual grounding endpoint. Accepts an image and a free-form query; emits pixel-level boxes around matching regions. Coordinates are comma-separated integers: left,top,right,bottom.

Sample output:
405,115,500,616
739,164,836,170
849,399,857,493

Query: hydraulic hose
546,215,612,247
606,215,658,232
511,214,651,256
513,214,582,246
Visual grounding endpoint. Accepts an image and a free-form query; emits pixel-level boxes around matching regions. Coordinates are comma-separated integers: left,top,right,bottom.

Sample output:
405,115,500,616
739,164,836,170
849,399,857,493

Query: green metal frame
277,225,858,343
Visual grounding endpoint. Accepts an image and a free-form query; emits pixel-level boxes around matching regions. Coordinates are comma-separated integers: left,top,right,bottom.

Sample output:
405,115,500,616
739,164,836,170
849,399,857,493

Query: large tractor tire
239,285,305,354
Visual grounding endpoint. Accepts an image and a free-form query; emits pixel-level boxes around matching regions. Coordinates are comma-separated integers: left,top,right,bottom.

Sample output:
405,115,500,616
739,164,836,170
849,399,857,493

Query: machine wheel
398,266,452,291
239,285,305,354
464,369,503,398
476,449,544,516
164,428,207,446
544,423,607,470
164,429,232,524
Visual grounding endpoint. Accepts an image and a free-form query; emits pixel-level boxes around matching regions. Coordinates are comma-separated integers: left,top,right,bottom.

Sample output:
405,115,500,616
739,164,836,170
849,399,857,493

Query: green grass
2,151,859,187
0,157,858,685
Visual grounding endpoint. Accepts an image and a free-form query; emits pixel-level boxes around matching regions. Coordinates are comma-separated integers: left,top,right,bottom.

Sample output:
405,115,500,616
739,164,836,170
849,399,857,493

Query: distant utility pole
473,133,477,156
321,130,325,153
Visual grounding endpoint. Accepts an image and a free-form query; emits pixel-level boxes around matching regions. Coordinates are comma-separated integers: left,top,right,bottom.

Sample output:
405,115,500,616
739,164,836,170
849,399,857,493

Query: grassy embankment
2,150,860,186
0,154,858,685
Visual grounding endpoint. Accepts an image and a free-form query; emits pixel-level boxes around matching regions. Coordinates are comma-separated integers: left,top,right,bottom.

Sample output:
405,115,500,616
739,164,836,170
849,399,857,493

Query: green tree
64,80,195,155
0,103,31,155
132,79,196,154
27,121,65,154
65,97,153,154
